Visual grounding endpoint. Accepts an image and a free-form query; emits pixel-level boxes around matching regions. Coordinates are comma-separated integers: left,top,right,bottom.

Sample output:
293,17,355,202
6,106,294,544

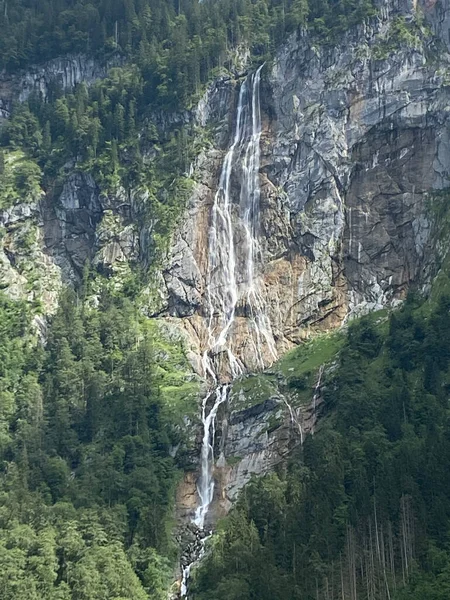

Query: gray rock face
175,370,326,525
0,200,62,314
41,172,102,279
0,167,140,309
163,0,450,371
267,0,448,320
0,54,120,118
41,172,140,282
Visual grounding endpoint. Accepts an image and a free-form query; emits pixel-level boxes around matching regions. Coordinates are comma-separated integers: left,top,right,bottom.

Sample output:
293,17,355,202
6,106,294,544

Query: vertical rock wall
163,0,450,375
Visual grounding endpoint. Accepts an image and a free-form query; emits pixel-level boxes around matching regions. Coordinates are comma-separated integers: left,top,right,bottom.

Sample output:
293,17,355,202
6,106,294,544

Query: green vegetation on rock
371,16,425,60
427,190,450,303
0,150,42,209
276,331,344,386
229,330,345,416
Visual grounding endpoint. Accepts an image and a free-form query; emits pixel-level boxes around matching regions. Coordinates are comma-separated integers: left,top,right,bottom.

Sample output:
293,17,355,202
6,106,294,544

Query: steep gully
180,65,277,596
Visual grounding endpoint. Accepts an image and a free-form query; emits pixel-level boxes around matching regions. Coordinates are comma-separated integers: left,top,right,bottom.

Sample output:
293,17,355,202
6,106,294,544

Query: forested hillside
4,262,450,599
0,282,201,599
1,0,375,73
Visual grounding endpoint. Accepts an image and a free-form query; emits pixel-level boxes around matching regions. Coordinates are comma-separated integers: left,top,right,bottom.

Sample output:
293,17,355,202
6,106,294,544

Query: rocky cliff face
41,172,140,282
0,53,132,315
0,54,120,119
164,0,450,369
0,170,140,317
0,200,62,315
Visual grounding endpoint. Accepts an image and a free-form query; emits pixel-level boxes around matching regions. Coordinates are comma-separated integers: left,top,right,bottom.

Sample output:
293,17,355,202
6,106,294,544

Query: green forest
1,0,376,73
4,270,450,598
0,283,200,599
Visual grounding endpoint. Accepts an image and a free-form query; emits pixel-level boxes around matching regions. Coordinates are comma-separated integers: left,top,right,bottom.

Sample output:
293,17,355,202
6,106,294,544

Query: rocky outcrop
269,0,448,319
0,200,62,315
41,172,102,279
0,54,121,119
0,169,141,313
176,362,328,526
39,171,136,280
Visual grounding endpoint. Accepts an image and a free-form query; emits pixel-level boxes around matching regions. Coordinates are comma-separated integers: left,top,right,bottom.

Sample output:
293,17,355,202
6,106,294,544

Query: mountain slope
1,1,450,599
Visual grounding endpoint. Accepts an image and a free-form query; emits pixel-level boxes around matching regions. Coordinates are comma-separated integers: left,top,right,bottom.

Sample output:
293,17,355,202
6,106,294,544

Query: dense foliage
0,287,197,599
190,294,450,600
1,0,376,73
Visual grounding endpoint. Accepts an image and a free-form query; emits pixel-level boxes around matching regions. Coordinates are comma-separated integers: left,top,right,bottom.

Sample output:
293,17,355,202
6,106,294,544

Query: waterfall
281,395,304,444
311,365,324,435
240,65,277,369
202,62,275,381
202,70,248,383
181,64,277,597
194,386,228,528
180,565,191,598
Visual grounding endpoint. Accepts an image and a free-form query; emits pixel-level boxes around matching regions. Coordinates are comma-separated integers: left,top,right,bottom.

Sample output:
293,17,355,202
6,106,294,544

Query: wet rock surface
175,372,327,528
176,523,210,570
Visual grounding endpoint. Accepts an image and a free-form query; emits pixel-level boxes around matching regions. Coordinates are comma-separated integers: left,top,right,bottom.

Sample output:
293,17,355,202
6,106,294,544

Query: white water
311,365,324,435
181,65,277,597
281,395,304,445
180,565,191,597
180,533,211,598
202,63,276,382
194,386,228,528
241,65,277,370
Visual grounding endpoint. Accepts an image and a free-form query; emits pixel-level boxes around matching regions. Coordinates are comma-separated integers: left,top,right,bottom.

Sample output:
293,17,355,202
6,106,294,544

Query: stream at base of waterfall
179,64,278,597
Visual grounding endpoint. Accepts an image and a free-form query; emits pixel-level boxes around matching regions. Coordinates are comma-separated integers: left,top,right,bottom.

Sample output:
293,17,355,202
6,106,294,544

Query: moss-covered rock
0,150,43,209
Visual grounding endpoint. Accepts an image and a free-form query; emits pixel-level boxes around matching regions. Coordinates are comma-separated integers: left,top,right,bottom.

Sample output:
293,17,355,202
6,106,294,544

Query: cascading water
240,67,277,370
180,64,277,597
194,386,228,528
